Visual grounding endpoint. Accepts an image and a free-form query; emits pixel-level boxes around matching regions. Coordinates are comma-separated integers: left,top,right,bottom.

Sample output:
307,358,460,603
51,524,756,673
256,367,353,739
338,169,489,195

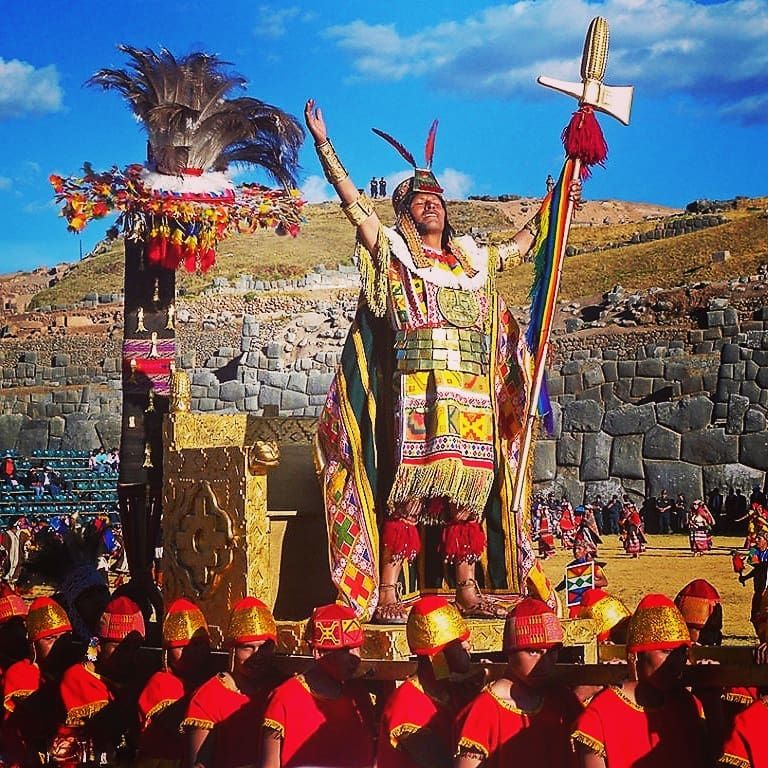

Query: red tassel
146,238,163,266
561,105,608,180
441,521,486,563
183,250,197,273
199,248,216,273
382,519,421,562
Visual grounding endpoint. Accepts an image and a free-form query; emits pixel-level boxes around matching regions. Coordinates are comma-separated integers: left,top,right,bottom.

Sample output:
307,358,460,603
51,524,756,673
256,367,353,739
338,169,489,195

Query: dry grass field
539,533,757,644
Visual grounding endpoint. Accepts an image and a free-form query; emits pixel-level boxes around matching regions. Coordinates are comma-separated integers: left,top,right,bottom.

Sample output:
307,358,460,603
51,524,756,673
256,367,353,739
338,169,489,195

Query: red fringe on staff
561,105,608,179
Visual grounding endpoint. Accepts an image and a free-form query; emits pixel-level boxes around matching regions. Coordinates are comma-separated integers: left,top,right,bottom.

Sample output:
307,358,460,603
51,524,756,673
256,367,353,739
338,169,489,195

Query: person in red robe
719,693,768,767
455,597,580,768
572,593,708,768
54,595,146,765
136,597,213,768
0,583,29,682
261,603,375,768
182,596,279,768
378,595,481,768
575,588,630,645
2,596,76,767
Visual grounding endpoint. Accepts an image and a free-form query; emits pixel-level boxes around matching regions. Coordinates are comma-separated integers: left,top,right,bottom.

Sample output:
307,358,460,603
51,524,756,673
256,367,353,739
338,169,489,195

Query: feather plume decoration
88,45,304,187
424,119,438,169
371,127,416,168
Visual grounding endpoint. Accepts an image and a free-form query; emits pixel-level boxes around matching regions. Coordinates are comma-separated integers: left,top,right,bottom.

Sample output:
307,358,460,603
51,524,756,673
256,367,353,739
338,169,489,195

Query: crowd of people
1,450,119,497
531,484,768,562
1,575,767,768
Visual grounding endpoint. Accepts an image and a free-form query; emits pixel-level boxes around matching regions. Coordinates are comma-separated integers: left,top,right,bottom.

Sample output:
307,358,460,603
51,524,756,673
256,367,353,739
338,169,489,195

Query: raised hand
304,99,328,145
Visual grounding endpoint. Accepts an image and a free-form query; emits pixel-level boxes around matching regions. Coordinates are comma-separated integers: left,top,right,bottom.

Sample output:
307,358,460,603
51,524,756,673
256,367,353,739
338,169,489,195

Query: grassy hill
28,197,768,310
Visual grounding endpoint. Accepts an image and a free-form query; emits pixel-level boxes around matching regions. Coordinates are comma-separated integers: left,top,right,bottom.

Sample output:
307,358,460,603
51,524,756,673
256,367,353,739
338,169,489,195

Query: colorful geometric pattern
565,560,595,608
122,338,176,395
316,235,551,619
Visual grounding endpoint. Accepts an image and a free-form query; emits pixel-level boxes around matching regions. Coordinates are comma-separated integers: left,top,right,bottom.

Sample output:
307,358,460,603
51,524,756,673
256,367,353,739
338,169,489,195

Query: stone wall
2,288,767,506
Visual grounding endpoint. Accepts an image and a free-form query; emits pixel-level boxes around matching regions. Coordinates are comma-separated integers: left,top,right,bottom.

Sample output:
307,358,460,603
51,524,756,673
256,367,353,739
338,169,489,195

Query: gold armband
342,194,374,227
315,139,348,186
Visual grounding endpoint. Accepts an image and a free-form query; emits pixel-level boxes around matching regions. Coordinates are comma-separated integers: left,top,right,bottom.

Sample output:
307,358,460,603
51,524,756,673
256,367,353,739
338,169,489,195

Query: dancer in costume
620,502,646,558
739,531,768,637
2,597,76,767
137,598,213,768
378,596,479,768
261,603,375,768
572,593,709,768
182,597,277,768
455,598,581,768
688,500,715,556
55,596,146,766
306,100,578,621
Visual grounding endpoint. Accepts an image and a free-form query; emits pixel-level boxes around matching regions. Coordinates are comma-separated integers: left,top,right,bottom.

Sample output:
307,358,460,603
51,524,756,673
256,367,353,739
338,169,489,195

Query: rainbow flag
525,157,577,431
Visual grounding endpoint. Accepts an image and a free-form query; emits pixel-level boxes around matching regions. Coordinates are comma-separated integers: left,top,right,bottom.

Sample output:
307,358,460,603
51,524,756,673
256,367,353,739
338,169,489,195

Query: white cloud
0,176,11,190
438,168,474,200
0,58,62,119
325,0,768,123
253,6,301,38
301,174,334,203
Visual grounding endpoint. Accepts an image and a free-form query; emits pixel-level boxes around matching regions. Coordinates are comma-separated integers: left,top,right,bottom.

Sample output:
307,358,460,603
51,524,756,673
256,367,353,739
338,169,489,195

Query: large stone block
581,432,612,481
562,400,604,433
744,408,767,433
307,372,335,396
643,425,681,460
610,434,645,479
533,440,557,482
220,382,246,402
95,417,121,450
553,467,585,505
258,386,281,408
281,390,309,411
726,395,750,434
656,395,713,433
603,403,657,436
703,464,765,496
680,428,738,465
741,432,768,470
49,416,65,438
556,434,583,466
584,478,625,504
582,362,605,388
62,413,101,451
0,413,26,451
637,359,664,378
644,460,703,502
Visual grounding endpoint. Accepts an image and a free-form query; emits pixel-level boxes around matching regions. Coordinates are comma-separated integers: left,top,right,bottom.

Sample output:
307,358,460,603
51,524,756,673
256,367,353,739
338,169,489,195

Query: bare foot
455,579,508,619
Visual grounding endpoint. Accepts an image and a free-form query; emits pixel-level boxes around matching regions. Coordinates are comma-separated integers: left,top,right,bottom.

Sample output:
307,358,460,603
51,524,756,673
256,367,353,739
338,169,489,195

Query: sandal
371,584,410,625
455,579,509,620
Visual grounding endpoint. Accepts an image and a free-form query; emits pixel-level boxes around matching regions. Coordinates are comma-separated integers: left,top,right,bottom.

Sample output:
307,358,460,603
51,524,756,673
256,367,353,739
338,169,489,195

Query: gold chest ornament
436,287,480,328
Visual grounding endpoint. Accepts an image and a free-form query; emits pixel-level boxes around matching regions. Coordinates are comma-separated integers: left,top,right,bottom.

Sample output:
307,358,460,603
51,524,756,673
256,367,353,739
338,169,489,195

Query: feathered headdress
88,45,303,185
372,120,443,204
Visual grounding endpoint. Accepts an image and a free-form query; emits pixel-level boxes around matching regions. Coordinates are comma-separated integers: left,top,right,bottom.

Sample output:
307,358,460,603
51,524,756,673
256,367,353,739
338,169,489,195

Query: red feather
424,119,438,169
372,128,416,168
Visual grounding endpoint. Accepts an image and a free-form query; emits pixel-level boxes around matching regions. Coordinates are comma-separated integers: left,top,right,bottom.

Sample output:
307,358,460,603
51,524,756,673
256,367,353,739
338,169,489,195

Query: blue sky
1,0,766,273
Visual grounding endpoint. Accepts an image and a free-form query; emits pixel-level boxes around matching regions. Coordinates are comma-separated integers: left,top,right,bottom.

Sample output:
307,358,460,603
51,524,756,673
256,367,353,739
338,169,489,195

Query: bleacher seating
0,449,119,525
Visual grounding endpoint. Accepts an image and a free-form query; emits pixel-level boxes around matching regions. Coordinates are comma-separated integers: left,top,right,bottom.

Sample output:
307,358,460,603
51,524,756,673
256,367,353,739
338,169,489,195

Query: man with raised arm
307,99,573,623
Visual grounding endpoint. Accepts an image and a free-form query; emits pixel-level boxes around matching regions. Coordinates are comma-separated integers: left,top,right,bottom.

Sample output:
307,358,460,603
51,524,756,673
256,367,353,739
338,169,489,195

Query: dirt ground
539,533,757,645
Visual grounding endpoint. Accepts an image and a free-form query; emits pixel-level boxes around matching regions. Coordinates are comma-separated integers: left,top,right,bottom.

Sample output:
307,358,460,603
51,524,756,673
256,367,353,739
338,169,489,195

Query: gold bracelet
315,139,348,186
341,194,374,227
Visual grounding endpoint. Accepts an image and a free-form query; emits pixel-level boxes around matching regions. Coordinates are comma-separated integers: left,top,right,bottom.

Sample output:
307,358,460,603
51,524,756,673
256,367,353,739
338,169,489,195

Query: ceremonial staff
511,17,634,520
